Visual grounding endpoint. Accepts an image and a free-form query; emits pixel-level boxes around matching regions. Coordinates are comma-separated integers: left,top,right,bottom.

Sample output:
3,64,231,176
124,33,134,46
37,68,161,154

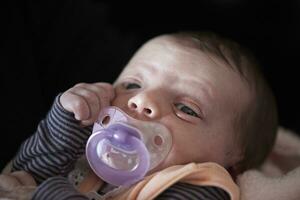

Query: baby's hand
0,171,36,200
60,82,115,126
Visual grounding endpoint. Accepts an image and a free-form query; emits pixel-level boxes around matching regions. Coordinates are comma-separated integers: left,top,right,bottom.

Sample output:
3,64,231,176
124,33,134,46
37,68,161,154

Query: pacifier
86,106,172,186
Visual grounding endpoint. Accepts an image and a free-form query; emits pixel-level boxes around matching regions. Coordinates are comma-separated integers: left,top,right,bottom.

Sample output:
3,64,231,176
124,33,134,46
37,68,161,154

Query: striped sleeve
12,94,92,184
156,182,230,200
32,176,88,200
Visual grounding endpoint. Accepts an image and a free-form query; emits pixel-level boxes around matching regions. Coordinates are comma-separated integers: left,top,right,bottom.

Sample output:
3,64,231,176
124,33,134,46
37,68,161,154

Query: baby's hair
172,31,278,172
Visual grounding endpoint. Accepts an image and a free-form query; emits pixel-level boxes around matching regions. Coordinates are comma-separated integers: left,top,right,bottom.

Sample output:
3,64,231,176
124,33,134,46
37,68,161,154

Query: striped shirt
12,95,230,200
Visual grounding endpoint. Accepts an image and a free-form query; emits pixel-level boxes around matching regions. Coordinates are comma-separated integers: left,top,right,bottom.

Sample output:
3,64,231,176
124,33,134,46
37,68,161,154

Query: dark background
1,1,299,169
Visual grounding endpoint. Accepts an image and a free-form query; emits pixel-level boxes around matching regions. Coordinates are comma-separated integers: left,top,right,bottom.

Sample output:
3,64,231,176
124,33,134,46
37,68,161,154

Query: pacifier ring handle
86,130,150,186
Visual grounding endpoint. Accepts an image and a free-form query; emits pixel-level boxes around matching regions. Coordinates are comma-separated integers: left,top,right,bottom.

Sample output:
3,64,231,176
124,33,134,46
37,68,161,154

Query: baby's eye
175,103,200,118
123,82,141,90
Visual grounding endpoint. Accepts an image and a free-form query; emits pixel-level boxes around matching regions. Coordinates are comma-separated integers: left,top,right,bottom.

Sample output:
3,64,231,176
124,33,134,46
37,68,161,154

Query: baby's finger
73,83,110,119
78,83,114,126
93,83,115,108
11,171,36,186
80,119,94,126
60,91,90,121
0,174,21,190
70,87,100,122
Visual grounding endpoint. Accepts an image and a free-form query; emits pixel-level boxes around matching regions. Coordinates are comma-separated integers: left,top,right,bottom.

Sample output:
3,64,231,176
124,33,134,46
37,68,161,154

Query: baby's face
112,35,250,172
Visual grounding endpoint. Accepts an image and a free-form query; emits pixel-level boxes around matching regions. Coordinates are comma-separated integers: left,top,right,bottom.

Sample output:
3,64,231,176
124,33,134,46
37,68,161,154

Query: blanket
237,127,300,200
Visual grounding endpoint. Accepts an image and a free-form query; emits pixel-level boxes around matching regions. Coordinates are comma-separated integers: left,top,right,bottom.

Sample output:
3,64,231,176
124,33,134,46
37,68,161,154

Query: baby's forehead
133,35,234,75
146,34,201,51
121,36,238,83
149,34,250,84
131,35,212,68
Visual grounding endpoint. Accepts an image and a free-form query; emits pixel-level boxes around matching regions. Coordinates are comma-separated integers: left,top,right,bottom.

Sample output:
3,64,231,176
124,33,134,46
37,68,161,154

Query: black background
1,1,300,169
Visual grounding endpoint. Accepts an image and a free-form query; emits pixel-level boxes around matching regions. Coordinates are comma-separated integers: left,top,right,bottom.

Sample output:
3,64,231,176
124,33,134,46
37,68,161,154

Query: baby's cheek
164,143,187,166
110,94,126,107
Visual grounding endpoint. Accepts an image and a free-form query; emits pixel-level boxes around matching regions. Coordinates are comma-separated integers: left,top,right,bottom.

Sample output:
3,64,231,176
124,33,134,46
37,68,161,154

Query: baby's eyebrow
143,63,157,74
122,62,157,78
179,79,213,104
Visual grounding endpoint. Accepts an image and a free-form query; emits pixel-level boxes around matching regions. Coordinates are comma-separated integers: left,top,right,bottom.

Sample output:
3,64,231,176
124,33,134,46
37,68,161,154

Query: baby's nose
128,92,160,119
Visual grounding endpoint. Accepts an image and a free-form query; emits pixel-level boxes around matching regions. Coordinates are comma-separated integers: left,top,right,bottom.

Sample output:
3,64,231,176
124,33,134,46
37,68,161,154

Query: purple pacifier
86,107,172,186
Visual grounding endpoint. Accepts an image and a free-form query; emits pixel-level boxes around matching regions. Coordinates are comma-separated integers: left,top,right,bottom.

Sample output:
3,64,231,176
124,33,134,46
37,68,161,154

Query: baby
6,31,278,199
